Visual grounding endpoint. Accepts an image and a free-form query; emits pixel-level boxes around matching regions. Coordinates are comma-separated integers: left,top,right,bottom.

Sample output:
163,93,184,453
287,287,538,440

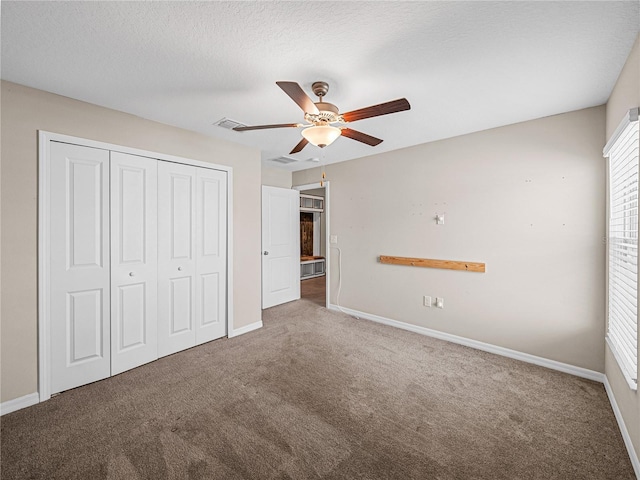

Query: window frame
605,107,640,391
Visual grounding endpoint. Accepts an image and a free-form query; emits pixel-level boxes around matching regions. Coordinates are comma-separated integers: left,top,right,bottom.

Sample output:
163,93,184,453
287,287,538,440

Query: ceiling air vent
213,117,246,130
269,156,298,165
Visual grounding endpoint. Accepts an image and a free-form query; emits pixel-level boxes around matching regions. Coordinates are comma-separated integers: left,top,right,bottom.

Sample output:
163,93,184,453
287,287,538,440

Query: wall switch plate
435,297,444,308
423,296,432,307
436,214,445,225
330,235,338,244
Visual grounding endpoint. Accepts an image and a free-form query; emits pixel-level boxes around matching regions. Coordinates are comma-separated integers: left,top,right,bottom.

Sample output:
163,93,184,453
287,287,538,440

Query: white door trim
293,182,330,308
38,131,234,402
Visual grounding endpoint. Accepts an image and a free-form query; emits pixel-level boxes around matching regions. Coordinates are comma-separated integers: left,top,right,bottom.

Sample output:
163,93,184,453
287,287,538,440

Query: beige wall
261,165,292,188
294,106,606,373
0,81,262,403
605,34,640,464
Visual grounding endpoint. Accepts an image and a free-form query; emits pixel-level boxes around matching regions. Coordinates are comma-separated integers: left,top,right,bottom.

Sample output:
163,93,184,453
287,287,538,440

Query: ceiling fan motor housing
305,101,343,125
314,102,339,115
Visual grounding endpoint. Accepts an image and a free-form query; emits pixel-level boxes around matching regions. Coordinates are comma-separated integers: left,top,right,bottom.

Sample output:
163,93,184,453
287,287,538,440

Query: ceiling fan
233,81,411,155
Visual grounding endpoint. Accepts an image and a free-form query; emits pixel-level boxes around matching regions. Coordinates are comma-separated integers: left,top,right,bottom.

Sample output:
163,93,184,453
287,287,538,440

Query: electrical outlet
435,297,444,309
423,296,432,307
330,235,338,244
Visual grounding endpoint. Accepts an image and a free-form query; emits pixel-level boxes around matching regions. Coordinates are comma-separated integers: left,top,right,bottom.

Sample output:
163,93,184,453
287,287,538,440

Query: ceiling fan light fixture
301,125,341,148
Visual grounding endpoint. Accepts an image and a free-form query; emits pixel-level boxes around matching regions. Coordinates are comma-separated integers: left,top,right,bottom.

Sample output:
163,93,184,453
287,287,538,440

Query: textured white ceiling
2,1,639,171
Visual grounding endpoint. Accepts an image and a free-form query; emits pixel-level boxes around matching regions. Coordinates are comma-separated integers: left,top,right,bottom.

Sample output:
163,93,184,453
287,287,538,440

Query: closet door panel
195,168,227,344
158,162,197,357
50,142,111,394
110,152,158,375
170,276,193,333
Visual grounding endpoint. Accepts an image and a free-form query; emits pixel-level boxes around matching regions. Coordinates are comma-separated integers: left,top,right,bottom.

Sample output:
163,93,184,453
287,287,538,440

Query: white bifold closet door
49,142,228,393
110,152,158,375
50,142,111,394
157,162,227,357
194,167,228,345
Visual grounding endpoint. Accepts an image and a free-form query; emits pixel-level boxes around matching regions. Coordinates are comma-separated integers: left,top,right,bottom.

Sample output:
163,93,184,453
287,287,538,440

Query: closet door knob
263,251,269,255
129,272,135,277
178,266,183,271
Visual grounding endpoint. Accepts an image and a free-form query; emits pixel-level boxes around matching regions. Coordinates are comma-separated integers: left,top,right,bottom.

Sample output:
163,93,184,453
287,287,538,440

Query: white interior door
158,161,197,357
50,142,111,394
195,168,228,344
262,186,300,309
110,152,158,374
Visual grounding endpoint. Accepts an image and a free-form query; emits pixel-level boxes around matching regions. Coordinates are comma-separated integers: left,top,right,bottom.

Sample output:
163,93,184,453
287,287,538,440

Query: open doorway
295,182,330,308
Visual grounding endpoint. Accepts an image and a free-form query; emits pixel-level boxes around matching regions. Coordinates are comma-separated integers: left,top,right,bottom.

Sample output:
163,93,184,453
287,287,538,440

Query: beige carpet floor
0,299,635,479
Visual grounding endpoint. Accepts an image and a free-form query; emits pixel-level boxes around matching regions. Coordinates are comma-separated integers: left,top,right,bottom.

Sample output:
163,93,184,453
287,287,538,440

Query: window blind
607,109,639,389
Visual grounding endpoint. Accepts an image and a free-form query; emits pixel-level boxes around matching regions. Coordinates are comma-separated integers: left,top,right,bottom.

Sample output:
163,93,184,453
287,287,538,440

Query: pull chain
320,148,326,187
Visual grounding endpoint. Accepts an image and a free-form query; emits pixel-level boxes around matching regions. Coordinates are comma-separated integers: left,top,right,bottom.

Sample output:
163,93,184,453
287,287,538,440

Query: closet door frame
38,131,234,402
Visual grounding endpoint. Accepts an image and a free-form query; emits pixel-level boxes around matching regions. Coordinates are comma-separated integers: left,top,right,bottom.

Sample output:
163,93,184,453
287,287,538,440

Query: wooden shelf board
379,255,485,273
301,255,325,261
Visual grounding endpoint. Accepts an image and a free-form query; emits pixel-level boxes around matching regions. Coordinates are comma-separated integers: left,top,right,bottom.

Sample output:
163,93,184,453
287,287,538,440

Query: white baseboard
328,304,604,383
604,376,640,479
1,392,40,416
229,320,263,338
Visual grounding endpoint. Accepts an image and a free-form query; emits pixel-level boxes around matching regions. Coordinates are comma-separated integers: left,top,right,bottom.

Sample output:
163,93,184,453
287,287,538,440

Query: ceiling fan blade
276,81,319,115
233,123,300,131
289,137,309,154
340,128,383,146
341,98,411,123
